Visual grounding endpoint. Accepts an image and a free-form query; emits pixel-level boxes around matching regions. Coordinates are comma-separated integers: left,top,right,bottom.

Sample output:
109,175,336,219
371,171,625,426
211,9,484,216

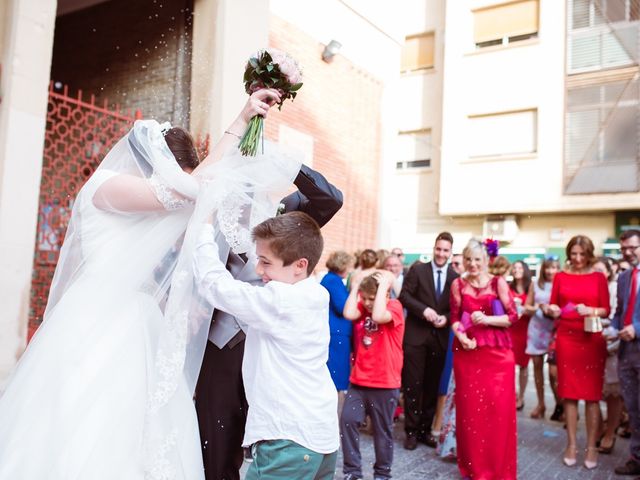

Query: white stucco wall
382,0,446,250
439,0,640,216
191,0,270,139
0,0,57,386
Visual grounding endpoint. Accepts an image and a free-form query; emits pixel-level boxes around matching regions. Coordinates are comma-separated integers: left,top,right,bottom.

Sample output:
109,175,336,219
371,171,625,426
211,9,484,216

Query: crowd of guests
318,229,640,479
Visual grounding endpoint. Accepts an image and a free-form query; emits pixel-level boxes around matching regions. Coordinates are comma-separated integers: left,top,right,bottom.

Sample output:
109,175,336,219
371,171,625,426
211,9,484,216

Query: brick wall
50,0,193,127
266,15,382,269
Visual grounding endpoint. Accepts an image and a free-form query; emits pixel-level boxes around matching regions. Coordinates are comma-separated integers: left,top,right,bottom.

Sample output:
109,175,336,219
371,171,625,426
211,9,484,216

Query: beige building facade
383,0,640,262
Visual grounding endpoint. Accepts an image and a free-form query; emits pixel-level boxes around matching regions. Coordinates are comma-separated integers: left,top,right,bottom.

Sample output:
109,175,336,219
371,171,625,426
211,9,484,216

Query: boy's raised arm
371,274,393,324
343,276,362,321
193,224,279,325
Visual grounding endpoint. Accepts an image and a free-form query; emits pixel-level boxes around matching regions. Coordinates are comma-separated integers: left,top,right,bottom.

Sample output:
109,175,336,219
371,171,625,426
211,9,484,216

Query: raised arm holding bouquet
194,48,344,480
238,48,303,156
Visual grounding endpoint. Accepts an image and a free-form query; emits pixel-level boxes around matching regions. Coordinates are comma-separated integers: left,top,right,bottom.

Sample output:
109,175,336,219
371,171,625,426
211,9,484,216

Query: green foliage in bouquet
239,50,303,156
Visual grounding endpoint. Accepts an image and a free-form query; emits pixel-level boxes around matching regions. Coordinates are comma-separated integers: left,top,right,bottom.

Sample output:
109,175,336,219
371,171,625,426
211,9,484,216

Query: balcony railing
564,0,640,194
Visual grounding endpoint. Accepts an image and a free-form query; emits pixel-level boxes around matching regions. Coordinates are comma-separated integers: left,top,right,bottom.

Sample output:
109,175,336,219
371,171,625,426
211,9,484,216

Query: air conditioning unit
482,215,519,242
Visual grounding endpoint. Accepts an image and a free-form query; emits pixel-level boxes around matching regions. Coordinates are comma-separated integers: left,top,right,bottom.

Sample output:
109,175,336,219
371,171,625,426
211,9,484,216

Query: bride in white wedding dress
0,89,298,480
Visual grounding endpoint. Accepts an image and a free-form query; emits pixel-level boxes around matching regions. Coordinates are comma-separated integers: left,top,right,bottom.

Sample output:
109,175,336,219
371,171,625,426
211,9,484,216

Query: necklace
466,274,491,289
568,266,591,275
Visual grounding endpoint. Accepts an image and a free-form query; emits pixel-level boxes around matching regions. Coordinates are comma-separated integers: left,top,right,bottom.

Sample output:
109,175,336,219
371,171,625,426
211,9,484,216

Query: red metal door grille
28,83,141,340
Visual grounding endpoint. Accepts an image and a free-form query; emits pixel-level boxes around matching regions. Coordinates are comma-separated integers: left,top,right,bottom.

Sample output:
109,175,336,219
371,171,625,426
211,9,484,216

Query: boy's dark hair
435,231,453,244
359,274,380,295
252,211,323,275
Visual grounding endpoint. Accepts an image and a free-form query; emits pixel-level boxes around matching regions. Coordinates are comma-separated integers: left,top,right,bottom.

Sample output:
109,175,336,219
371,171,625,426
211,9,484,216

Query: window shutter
474,0,539,44
468,110,537,158
397,130,432,169
401,32,435,72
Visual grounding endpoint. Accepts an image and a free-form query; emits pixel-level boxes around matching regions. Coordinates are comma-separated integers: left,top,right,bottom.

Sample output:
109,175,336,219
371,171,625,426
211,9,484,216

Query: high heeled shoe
550,403,564,422
584,447,599,470
598,435,616,454
529,404,546,419
563,445,578,467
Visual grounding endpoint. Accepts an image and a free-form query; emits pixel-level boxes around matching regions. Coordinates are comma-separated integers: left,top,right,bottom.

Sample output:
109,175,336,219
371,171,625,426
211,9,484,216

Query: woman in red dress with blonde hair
546,235,610,470
451,238,519,479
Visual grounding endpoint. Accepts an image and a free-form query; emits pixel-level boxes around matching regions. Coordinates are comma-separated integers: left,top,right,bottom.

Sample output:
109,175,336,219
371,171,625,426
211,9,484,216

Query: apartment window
572,0,639,29
468,110,537,158
473,0,539,49
568,0,638,72
401,32,435,73
566,80,639,166
396,130,432,170
570,28,635,71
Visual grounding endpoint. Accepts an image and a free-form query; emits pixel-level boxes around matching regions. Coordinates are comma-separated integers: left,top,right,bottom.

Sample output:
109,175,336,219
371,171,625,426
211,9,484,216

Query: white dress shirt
391,273,404,299
194,225,339,454
432,262,447,295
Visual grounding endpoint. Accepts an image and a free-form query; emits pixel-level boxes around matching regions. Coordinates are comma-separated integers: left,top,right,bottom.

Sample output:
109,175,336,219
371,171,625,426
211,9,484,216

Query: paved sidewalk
241,377,633,479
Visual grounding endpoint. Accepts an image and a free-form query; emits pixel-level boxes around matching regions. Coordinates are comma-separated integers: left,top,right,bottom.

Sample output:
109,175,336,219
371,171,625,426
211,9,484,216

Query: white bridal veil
0,119,300,480
144,132,301,477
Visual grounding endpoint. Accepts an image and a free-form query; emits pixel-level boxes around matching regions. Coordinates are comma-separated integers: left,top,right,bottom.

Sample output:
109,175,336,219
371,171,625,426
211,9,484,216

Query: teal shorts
245,439,337,480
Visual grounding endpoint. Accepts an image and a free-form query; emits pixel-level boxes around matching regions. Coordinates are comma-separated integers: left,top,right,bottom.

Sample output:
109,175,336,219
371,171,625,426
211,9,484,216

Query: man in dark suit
612,230,640,476
195,164,343,480
399,231,457,450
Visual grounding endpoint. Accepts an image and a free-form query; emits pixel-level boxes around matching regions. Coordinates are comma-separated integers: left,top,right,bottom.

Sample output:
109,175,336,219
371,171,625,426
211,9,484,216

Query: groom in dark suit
195,164,343,480
612,230,640,476
399,231,457,450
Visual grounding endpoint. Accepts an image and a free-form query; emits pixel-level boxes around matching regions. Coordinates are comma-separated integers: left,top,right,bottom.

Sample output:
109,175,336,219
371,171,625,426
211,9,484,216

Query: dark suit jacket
280,164,343,228
208,163,343,349
399,261,458,348
613,268,640,353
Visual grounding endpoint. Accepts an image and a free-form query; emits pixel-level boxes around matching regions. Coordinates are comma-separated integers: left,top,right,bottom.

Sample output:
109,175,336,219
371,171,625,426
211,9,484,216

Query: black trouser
401,338,446,438
340,385,400,480
195,339,247,480
619,341,640,463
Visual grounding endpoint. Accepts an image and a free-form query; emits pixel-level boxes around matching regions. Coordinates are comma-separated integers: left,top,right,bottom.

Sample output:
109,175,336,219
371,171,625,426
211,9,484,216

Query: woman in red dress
451,239,518,479
509,260,532,411
547,235,610,470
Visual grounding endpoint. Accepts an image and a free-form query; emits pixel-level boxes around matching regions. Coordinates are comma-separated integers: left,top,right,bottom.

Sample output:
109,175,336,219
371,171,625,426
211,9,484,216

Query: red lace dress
510,288,531,368
550,271,610,401
450,275,518,480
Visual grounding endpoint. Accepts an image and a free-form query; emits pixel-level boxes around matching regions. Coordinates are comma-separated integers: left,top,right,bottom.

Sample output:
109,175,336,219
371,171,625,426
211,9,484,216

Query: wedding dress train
0,120,299,480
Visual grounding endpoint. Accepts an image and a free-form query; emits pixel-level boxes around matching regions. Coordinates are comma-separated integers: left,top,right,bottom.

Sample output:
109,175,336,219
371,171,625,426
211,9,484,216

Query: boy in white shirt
194,211,339,479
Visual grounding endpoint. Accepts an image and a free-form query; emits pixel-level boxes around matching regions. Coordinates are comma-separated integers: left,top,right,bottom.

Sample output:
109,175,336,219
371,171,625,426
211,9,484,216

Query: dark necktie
436,269,442,300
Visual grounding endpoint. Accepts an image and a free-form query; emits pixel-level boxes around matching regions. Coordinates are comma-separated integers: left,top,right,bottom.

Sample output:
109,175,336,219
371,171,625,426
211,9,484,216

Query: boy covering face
340,272,405,480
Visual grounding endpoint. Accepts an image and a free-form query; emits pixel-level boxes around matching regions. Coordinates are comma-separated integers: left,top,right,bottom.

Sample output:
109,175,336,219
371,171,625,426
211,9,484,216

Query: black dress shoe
615,459,640,475
403,435,418,450
420,434,438,448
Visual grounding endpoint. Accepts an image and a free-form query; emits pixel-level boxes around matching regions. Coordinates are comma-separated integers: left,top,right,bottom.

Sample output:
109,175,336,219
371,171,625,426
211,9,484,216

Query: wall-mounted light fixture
322,40,342,63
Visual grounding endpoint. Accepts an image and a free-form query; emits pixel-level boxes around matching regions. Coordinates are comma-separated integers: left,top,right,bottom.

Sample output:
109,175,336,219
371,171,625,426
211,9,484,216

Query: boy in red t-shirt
341,272,405,480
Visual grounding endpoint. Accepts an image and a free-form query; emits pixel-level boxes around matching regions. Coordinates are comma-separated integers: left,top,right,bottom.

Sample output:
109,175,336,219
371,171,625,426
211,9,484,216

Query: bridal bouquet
239,48,303,156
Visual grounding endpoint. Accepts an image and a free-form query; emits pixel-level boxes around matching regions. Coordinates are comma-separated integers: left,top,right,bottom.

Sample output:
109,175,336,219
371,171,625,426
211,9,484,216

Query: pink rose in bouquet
239,48,303,156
